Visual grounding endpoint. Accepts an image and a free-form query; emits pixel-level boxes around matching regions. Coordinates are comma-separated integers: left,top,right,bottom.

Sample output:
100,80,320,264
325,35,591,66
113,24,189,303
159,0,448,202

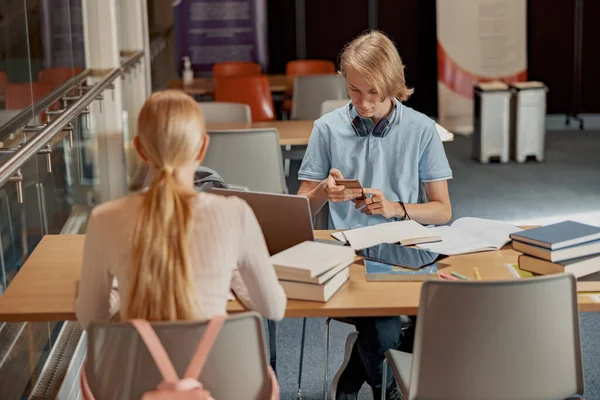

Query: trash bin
473,81,511,163
509,81,548,162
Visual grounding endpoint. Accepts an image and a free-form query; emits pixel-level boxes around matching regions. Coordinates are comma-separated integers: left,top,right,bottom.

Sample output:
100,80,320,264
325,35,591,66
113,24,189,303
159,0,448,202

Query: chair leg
267,320,277,373
297,317,307,399
323,318,331,400
381,358,388,400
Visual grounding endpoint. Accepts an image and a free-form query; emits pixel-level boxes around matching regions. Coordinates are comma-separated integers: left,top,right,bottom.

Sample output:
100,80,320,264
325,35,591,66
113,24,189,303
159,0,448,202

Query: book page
451,217,523,249
341,220,436,250
416,226,497,255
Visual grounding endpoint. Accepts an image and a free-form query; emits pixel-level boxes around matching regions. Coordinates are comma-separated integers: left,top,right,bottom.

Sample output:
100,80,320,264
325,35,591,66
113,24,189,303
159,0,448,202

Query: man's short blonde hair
339,30,414,102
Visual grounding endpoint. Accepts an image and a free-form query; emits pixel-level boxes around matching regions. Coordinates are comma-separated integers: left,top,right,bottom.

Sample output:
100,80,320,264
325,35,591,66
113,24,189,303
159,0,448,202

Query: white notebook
416,217,523,256
339,220,441,250
271,241,356,280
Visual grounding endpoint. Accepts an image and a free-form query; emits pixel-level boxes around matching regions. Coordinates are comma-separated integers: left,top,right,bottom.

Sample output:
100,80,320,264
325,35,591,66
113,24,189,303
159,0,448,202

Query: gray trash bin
473,82,511,163
509,81,548,162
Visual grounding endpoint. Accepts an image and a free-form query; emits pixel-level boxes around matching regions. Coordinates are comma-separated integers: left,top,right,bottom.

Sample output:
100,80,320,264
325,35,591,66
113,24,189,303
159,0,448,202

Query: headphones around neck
347,101,398,138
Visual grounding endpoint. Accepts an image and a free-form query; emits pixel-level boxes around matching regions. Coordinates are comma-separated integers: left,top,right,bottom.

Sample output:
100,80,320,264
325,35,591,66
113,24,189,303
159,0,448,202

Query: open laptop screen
209,189,315,255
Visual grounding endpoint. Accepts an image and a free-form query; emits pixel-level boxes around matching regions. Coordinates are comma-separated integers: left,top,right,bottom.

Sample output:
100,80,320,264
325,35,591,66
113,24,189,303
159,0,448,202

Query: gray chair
291,74,348,121
197,102,252,123
84,312,274,399
320,99,350,116
203,128,287,194
283,75,349,178
383,274,584,400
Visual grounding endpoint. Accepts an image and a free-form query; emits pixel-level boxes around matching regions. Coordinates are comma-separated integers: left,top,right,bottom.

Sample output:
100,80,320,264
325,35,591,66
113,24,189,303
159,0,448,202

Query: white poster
437,0,527,134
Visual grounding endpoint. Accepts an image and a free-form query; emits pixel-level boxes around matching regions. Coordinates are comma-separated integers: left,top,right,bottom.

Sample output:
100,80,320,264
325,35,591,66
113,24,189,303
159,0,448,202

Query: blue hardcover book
509,221,600,250
364,259,438,282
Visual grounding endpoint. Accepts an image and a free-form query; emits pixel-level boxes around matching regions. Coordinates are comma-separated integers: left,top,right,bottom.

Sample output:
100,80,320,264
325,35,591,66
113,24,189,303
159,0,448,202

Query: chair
0,71,7,95
383,274,584,400
212,61,261,78
321,99,350,116
38,67,84,89
5,82,54,122
84,312,275,399
286,60,336,76
198,101,252,123
290,74,348,120
5,82,53,110
284,60,336,114
214,75,275,122
203,128,287,193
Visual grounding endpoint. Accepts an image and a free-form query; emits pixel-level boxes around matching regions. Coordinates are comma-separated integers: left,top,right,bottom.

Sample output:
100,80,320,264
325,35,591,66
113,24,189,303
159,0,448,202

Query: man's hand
324,168,364,203
353,188,403,219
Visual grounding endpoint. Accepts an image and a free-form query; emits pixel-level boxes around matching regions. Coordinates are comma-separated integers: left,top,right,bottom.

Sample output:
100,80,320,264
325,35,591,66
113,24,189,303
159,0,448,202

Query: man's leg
353,317,403,392
332,330,366,399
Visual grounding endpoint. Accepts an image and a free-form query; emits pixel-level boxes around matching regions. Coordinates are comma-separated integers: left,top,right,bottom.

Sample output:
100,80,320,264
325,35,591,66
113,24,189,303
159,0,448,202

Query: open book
334,220,441,250
416,217,523,256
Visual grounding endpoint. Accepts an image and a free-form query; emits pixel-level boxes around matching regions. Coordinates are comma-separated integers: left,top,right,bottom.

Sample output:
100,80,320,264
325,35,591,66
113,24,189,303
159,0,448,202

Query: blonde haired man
298,30,452,399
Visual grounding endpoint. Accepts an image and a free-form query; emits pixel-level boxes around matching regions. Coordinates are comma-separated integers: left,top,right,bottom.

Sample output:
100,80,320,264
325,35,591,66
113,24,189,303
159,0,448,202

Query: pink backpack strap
184,315,226,379
131,319,180,383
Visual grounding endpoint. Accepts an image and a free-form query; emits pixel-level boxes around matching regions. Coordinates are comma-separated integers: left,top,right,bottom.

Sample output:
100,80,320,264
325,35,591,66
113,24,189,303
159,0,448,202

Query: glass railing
0,51,144,398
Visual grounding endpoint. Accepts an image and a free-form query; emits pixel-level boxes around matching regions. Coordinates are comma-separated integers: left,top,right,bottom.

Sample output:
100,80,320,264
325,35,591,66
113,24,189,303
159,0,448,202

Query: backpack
80,316,279,399
193,166,230,192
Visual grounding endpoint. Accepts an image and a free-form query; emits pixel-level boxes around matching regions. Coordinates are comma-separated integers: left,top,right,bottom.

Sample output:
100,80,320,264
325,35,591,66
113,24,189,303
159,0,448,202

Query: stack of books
270,241,356,302
510,221,600,278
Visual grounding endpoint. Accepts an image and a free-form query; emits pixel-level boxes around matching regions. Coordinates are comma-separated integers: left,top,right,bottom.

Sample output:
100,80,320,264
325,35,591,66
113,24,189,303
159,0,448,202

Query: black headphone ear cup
352,116,369,137
373,118,390,137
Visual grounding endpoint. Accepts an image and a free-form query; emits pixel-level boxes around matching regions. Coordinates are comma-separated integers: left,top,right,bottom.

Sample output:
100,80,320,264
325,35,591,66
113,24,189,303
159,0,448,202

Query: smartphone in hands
334,178,366,200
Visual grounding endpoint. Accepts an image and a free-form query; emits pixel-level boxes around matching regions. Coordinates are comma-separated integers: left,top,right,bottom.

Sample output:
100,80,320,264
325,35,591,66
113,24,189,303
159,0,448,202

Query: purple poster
174,0,268,76
40,0,86,69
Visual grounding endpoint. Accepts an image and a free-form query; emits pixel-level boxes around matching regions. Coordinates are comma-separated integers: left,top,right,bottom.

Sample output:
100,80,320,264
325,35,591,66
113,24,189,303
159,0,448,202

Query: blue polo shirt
298,99,452,229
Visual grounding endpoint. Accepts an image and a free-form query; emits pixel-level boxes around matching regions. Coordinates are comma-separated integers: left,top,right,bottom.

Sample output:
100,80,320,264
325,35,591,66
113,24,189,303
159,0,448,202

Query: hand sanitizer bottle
182,56,194,86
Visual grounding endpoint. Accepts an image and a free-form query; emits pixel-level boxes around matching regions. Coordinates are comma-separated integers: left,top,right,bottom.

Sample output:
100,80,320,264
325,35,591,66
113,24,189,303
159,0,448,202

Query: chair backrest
5,82,53,109
409,274,583,400
286,60,335,76
212,61,261,78
320,99,350,116
203,128,287,193
38,67,84,89
85,312,274,400
291,74,348,120
198,101,252,123
214,75,275,122
0,71,7,93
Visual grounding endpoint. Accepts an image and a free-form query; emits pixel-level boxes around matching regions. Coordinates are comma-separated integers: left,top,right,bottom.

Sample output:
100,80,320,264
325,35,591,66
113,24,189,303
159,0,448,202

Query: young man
297,30,453,399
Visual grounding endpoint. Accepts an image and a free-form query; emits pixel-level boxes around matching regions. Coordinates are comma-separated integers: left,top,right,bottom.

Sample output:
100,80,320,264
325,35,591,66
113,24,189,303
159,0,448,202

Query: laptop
209,189,341,255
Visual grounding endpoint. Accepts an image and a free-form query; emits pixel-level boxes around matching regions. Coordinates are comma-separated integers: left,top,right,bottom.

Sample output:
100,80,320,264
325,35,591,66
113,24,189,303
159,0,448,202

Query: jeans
346,316,404,389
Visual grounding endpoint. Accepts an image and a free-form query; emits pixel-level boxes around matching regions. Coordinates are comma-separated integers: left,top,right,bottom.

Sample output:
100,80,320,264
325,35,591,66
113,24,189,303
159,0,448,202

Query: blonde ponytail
124,90,206,321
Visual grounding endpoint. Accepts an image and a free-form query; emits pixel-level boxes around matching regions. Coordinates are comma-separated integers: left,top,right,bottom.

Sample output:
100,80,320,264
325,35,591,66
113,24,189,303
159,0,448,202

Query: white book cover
416,217,523,256
271,241,356,279
341,220,440,250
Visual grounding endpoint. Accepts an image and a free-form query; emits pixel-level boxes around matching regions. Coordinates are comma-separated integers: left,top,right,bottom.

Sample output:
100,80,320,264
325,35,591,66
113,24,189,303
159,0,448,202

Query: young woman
76,90,286,329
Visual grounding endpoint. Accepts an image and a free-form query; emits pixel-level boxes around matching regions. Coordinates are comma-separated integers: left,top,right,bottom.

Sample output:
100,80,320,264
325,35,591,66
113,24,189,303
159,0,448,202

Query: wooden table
169,74,292,96
206,120,454,147
0,232,598,322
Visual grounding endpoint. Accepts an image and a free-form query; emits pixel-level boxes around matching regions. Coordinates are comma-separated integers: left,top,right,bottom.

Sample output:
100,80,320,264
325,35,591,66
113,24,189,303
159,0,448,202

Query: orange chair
212,62,261,78
0,71,7,96
285,60,335,76
6,82,55,121
214,75,275,122
38,67,84,89
283,59,336,114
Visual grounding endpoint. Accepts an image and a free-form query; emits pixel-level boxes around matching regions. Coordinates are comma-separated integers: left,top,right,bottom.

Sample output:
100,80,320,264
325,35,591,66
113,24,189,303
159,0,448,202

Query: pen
473,267,482,281
451,271,470,280
439,272,459,280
